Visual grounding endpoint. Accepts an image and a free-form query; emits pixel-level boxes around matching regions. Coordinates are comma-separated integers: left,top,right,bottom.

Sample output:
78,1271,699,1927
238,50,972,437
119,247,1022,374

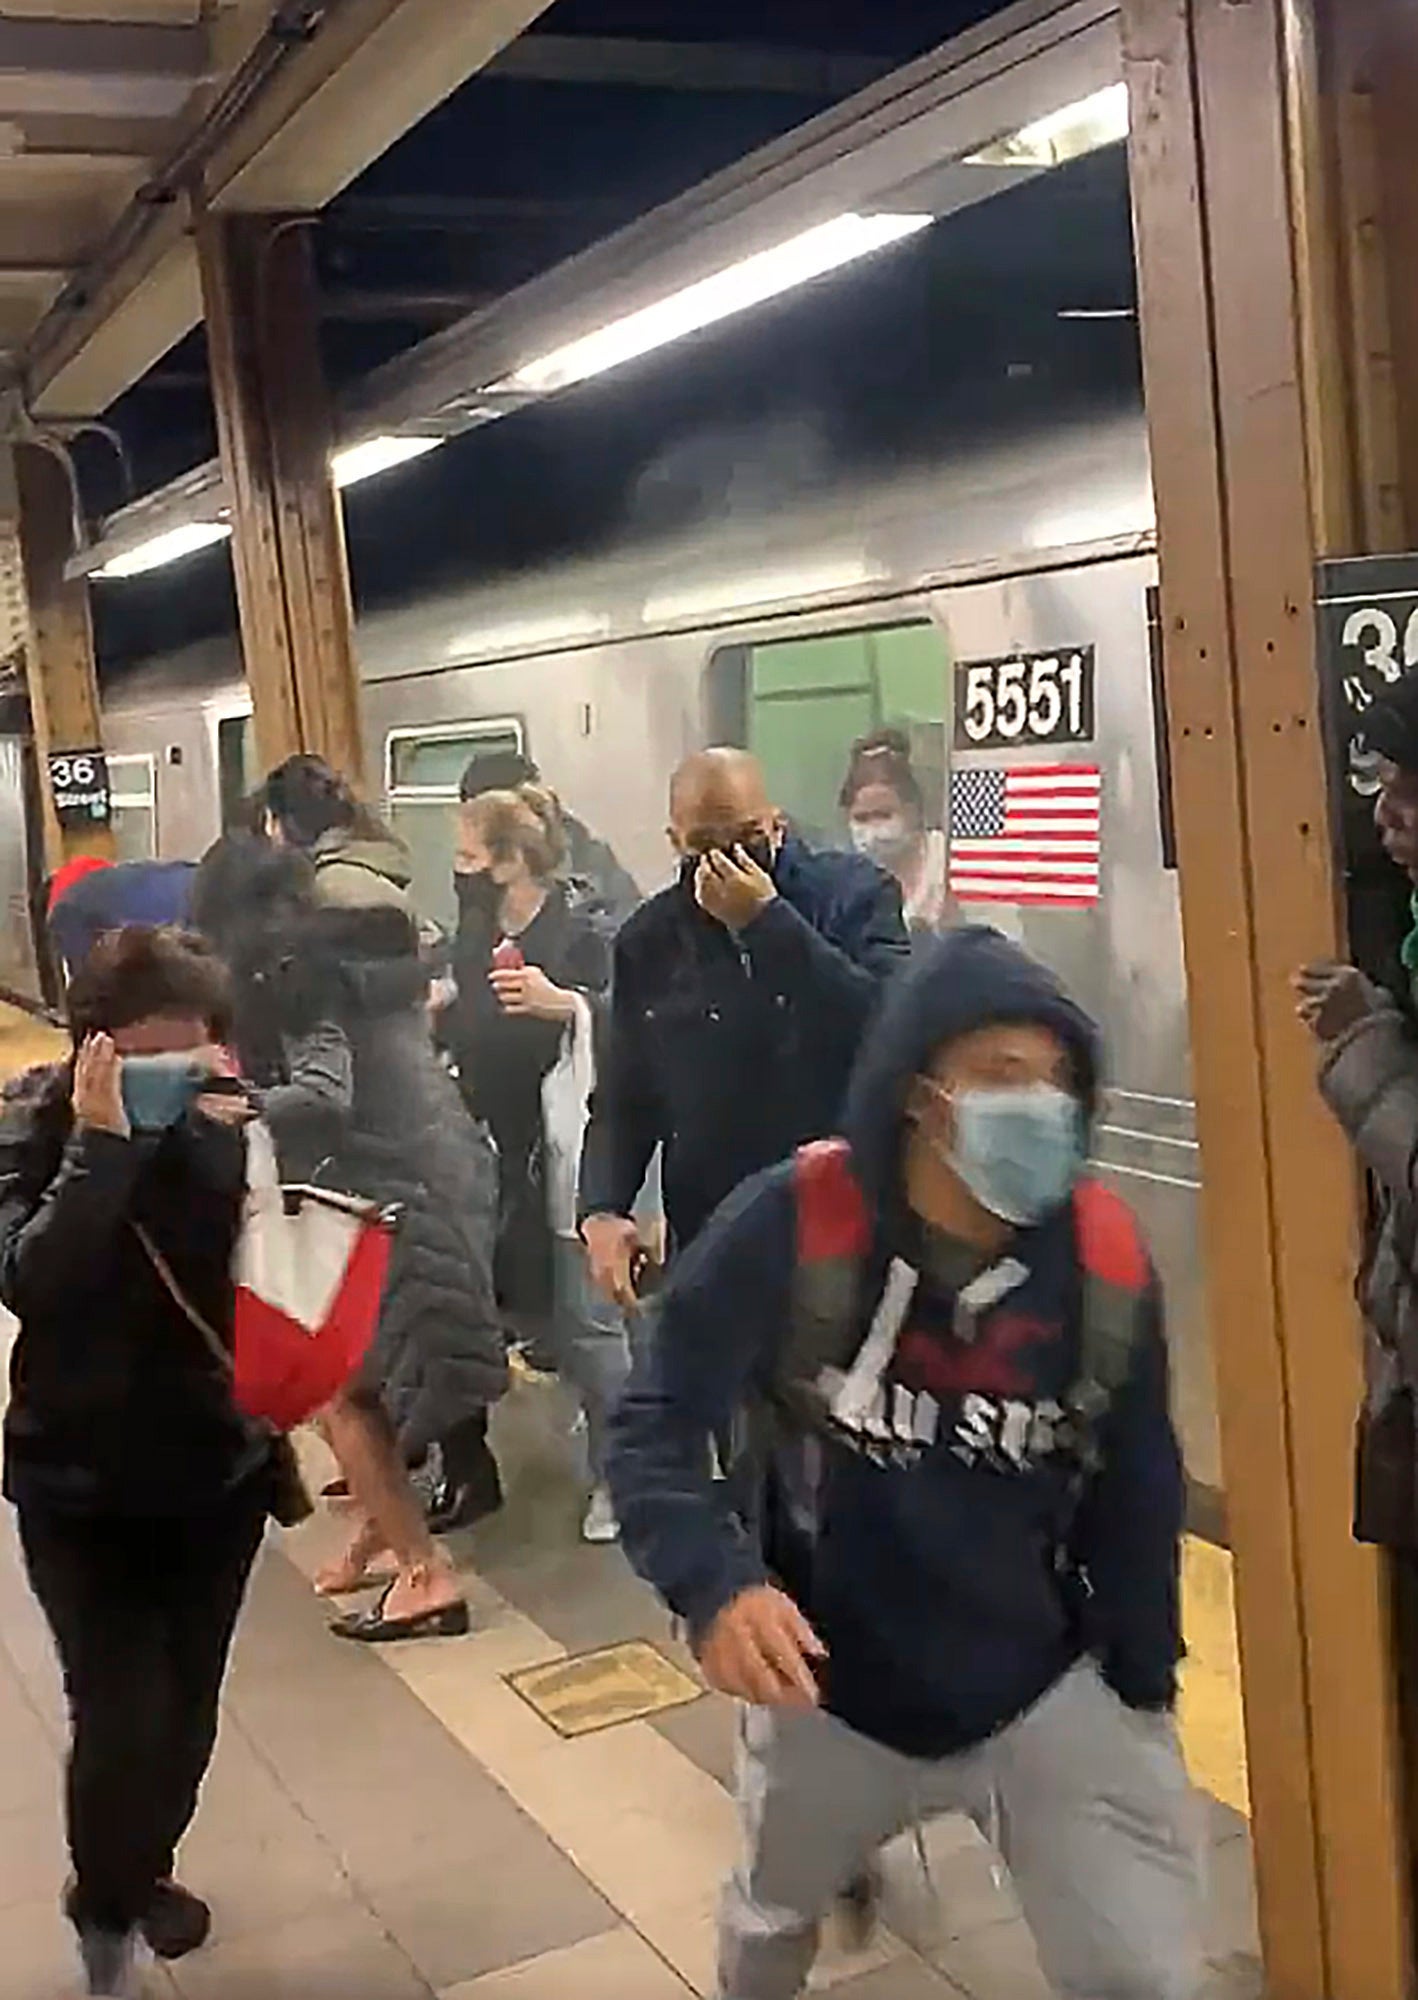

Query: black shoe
142,1880,212,1960
425,1464,504,1533
331,1584,471,1644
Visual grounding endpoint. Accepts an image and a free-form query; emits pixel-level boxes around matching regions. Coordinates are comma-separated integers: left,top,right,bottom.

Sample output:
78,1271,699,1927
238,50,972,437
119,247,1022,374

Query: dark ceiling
81,0,1013,502
86,0,1141,671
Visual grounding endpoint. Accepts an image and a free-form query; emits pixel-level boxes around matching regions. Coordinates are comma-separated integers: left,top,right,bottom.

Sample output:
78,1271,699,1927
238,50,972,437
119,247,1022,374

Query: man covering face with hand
579,748,909,1305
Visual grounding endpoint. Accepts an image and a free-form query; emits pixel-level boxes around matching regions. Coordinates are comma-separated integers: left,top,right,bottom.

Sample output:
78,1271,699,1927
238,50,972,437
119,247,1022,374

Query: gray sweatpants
721,1663,1204,2000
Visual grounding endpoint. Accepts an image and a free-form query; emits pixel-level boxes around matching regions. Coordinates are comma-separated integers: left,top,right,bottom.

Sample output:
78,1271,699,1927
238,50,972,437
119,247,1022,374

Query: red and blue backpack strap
1064,1178,1153,1471
778,1139,874,1420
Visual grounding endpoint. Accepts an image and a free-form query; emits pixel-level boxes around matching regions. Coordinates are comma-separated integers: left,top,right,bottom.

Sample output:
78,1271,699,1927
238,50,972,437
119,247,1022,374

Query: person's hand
582,1212,640,1307
194,1087,258,1129
697,1584,827,1708
490,964,576,1021
1294,963,1379,1043
177,1044,254,1128
72,1034,129,1139
695,846,777,931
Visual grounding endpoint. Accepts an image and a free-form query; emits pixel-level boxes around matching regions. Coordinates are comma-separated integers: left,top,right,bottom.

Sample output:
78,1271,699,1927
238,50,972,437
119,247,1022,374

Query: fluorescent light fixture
333,434,443,489
1057,306,1135,322
95,520,232,580
501,211,933,398
966,82,1129,169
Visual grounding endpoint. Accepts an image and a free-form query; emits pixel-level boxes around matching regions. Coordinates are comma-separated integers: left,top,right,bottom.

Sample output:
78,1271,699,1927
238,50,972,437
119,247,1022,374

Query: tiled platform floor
0,1005,1262,1999
0,1374,1262,2000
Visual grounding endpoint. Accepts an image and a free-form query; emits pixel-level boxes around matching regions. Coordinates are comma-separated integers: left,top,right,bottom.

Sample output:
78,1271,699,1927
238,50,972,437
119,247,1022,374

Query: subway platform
0,1009,1261,2000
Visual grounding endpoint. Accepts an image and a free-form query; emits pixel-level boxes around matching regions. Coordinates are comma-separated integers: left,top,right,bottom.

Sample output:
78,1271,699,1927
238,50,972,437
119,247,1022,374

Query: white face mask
850,816,914,867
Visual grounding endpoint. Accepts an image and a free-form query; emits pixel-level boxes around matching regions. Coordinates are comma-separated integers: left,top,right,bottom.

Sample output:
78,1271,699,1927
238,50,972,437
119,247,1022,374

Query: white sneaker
581,1486,619,1544
76,1926,140,1997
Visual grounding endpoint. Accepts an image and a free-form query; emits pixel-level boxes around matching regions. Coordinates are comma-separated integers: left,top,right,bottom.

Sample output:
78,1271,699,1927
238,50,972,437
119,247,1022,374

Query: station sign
47,747,111,828
1314,552,1418,980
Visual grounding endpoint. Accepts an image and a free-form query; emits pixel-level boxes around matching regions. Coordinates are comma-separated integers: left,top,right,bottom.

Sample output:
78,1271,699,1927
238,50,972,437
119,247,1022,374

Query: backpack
779,1137,1151,1472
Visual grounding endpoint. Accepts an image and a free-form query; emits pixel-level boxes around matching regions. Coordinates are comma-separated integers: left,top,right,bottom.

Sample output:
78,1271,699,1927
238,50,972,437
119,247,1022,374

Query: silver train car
13,403,1217,1510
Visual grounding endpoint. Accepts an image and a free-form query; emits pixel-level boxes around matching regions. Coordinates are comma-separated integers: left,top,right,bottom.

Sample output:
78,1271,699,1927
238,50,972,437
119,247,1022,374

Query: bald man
580,749,909,1301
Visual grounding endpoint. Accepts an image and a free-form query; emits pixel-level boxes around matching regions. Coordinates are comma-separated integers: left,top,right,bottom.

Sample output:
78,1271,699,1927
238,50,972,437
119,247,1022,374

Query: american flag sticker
948,764,1102,908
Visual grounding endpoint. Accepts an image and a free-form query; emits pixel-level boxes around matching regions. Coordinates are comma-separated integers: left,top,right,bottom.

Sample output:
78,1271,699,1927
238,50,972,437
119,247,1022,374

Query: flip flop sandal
330,1583,471,1643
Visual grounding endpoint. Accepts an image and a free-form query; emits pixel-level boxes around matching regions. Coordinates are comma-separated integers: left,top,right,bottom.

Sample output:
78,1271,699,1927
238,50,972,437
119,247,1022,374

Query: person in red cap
46,855,111,916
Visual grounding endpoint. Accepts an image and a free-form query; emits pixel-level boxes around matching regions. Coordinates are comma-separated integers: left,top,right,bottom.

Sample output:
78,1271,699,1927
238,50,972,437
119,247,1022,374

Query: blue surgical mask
938,1082,1084,1226
120,1053,201,1132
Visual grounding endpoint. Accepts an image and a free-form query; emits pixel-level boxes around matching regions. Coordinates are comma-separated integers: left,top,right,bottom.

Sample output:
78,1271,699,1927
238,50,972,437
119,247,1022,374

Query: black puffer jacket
195,840,506,1451
0,1067,270,1516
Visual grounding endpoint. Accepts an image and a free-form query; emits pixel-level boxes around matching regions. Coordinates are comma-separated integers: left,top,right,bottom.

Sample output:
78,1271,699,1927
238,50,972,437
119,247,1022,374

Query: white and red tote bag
231,1122,396,1431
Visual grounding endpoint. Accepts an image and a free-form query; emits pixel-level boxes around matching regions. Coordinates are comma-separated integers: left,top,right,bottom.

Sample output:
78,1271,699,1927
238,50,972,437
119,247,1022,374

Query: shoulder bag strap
131,1221,234,1378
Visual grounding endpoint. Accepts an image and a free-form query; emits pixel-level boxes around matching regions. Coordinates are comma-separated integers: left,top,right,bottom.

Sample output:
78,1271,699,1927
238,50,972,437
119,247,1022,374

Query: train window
108,753,158,862
385,719,526,929
716,620,951,862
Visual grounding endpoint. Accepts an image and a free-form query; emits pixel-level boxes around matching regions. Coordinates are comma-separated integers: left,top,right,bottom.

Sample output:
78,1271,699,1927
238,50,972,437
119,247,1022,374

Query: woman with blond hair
440,783,625,1542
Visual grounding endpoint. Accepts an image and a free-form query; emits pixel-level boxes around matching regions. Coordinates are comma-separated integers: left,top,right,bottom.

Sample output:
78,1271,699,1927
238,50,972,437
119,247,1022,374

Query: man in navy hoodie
608,928,1201,2000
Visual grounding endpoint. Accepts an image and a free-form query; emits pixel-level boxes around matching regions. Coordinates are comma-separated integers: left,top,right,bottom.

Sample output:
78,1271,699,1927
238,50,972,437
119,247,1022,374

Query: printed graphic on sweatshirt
817,1255,1069,1473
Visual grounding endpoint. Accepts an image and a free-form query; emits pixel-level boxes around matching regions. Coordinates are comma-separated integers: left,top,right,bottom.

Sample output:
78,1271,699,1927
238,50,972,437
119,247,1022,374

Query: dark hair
460,748,539,802
839,728,926,819
1362,676,1418,774
66,926,231,1046
190,835,315,963
263,755,386,850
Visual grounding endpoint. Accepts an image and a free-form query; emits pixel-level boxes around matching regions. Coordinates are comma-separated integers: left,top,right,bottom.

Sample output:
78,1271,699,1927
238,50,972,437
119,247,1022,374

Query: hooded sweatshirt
608,927,1183,1759
310,828,414,914
47,859,196,975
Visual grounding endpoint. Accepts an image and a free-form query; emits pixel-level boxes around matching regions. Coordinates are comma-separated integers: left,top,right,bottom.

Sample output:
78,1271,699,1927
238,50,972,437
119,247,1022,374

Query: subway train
0,400,1215,1507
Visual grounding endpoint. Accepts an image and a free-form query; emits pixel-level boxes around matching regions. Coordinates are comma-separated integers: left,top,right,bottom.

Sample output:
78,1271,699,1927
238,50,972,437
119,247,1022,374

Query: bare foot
314,1528,398,1597
380,1561,464,1623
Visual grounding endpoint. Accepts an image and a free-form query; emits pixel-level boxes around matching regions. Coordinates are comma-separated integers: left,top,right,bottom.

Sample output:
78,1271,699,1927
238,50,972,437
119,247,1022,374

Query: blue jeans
550,1236,632,1483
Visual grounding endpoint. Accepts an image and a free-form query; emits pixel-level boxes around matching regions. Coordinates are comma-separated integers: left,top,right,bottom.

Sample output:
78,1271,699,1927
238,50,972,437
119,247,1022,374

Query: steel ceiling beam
0,14,208,121
0,16,206,74
321,285,493,322
486,33,893,97
23,0,557,418
331,192,623,231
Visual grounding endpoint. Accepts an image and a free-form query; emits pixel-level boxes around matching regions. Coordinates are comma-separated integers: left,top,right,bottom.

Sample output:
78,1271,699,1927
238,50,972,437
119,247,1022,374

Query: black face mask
455,869,501,920
678,834,778,894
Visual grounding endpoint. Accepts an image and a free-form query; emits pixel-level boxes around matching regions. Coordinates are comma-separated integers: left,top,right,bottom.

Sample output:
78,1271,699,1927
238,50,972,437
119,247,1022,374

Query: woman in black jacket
192,828,506,1640
0,928,273,1997
441,784,627,1542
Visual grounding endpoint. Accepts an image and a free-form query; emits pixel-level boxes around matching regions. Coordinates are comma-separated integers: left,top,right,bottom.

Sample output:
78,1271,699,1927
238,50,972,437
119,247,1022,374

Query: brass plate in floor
507,1640,703,1737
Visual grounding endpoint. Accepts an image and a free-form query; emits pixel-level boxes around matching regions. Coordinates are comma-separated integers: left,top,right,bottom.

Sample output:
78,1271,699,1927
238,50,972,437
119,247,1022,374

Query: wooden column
1123,2,1410,1996
14,444,115,873
197,213,365,785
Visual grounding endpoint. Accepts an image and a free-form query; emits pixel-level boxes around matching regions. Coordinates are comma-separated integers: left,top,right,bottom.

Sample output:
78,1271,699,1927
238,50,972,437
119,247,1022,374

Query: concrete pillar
1124,0,1413,1992
197,212,364,786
